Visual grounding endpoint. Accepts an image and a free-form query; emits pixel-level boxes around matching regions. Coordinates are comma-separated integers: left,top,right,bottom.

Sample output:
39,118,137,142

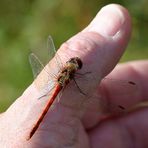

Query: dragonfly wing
47,35,57,60
29,35,63,78
47,35,63,71
29,35,57,78
29,53,44,79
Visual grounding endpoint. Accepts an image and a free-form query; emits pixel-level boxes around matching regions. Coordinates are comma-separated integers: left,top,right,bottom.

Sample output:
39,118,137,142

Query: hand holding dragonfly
0,4,148,148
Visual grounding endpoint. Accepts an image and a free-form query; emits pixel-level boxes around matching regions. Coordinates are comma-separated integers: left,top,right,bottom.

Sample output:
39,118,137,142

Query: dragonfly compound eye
76,57,83,69
68,57,83,69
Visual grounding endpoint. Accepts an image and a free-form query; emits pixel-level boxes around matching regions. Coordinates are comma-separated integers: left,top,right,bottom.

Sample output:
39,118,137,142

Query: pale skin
0,4,148,148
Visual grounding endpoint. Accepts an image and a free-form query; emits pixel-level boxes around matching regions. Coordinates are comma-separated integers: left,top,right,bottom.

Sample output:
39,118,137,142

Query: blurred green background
0,0,147,112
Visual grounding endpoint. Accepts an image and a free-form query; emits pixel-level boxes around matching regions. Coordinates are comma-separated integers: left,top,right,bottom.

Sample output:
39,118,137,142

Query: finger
89,108,148,148
82,61,148,129
100,60,148,109
1,4,131,146
84,60,148,128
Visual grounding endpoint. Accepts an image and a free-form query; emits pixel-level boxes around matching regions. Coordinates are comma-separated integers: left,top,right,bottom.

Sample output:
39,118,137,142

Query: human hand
1,4,148,148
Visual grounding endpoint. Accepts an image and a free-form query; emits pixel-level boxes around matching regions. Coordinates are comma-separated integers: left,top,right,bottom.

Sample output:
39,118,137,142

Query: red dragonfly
28,36,86,139
28,36,137,139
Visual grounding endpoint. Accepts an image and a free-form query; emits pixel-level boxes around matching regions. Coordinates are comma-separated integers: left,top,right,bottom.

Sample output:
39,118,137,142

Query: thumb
0,4,131,147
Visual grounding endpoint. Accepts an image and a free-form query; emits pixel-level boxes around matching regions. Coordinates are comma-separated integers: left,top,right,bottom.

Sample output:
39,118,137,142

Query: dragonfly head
68,57,82,70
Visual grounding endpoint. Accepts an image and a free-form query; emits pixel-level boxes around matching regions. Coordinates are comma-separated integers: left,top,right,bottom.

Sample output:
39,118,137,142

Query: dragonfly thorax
66,57,82,70
57,57,82,87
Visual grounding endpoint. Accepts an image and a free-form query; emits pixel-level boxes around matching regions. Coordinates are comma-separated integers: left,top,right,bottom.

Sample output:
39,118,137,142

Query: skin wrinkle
64,35,98,63
66,32,105,56
76,32,104,51
98,82,114,113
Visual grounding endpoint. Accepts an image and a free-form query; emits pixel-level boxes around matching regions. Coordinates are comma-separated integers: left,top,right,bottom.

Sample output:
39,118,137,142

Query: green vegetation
0,0,147,112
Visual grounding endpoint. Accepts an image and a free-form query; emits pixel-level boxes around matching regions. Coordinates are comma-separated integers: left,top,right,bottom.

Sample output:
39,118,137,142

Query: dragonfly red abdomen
28,57,83,139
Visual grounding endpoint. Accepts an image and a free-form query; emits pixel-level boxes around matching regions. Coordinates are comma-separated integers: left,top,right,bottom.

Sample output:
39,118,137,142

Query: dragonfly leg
73,77,86,96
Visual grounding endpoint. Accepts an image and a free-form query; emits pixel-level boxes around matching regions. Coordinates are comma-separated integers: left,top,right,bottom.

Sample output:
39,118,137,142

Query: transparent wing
29,53,44,79
47,35,63,70
29,35,59,78
47,35,57,60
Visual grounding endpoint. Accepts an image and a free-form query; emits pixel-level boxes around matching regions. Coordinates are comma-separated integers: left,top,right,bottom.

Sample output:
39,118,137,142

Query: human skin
0,4,148,148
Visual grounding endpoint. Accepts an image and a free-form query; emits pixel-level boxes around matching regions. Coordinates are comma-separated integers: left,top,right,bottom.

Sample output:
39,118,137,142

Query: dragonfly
28,36,87,139
28,36,137,139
